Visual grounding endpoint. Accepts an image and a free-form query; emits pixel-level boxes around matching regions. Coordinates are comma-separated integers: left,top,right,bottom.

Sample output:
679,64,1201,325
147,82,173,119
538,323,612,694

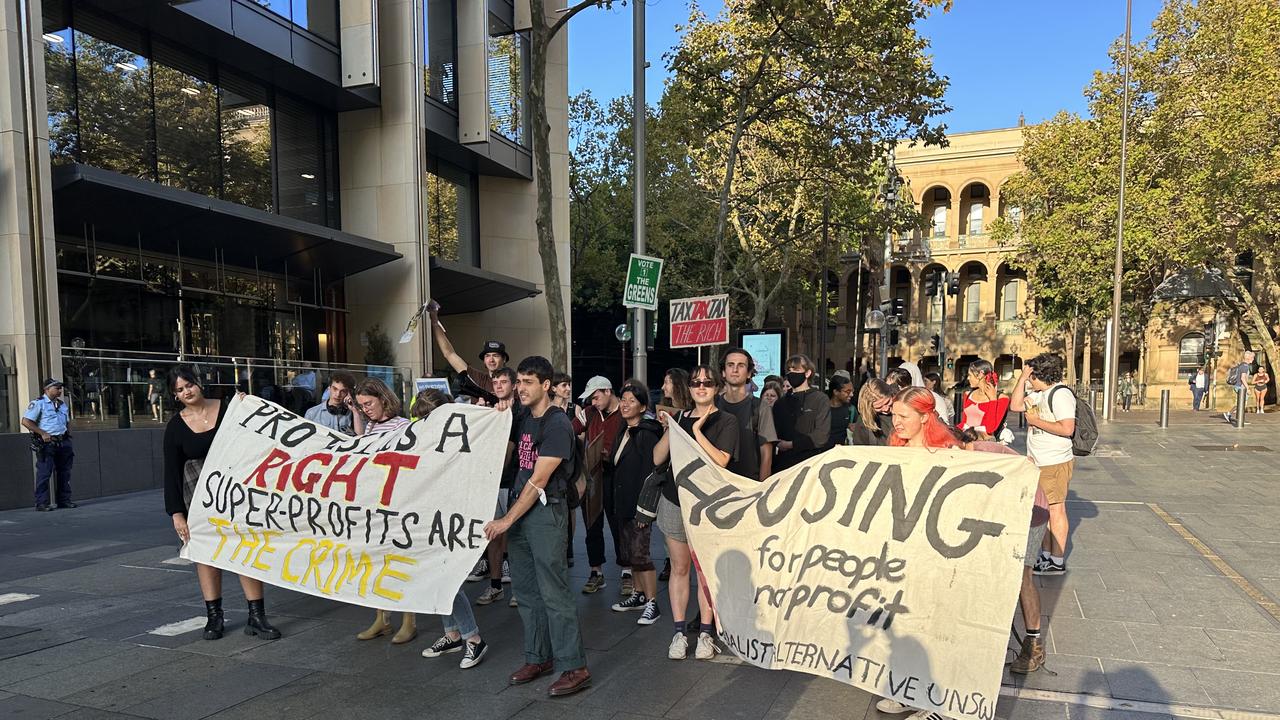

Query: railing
56,347,411,432
996,319,1024,336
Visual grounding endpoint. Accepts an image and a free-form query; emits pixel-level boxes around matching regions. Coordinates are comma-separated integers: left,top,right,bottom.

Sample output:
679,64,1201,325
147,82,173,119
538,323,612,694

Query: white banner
669,424,1037,720
182,395,510,614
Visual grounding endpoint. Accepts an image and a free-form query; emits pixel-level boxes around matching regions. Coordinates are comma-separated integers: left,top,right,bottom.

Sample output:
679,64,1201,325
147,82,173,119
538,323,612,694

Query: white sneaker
667,632,689,660
501,558,511,584
694,631,718,660
876,699,913,714
906,711,945,720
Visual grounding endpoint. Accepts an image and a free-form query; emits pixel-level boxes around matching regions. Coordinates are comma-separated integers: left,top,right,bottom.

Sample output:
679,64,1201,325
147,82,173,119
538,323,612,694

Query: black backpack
1048,386,1099,457
533,413,585,509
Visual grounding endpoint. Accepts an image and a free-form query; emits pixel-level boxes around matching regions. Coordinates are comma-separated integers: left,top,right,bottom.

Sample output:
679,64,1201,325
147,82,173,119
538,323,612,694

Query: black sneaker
612,592,648,612
421,634,464,658
467,558,489,582
637,600,661,626
1032,556,1066,576
459,639,488,669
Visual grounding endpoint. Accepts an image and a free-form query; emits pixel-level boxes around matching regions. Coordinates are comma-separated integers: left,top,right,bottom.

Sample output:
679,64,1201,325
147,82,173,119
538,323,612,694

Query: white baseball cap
578,376,613,400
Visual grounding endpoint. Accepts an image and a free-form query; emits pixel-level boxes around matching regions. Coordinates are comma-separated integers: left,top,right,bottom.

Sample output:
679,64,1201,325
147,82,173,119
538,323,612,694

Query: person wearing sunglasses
651,365,738,661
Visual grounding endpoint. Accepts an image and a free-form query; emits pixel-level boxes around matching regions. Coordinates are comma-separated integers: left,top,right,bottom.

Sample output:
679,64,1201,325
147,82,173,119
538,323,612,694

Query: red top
960,392,1010,435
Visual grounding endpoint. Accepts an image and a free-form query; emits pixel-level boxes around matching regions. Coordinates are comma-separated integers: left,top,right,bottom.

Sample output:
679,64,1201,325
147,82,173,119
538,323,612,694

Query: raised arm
429,309,469,374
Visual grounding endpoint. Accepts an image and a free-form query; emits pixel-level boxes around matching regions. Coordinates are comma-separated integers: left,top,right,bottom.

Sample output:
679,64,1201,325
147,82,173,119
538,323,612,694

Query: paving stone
1045,618,1138,661
1140,595,1280,633
1065,705,1172,720
1191,667,1280,711
1099,659,1212,705
759,674,875,720
1201,628,1280,673
1002,653,1109,696
995,697,1070,720
9,645,178,701
665,663,791,720
1073,589,1157,623
1096,571,1171,595
0,629,84,662
1123,623,1225,666
0,638,123,686
0,693,84,719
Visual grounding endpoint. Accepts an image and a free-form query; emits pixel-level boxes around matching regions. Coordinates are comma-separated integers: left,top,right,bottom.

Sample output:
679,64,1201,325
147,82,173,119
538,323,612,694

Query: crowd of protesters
156,297,1088,706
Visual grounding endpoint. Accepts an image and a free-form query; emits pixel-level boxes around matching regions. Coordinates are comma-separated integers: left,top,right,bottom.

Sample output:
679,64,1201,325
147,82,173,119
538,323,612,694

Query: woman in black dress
165,365,281,641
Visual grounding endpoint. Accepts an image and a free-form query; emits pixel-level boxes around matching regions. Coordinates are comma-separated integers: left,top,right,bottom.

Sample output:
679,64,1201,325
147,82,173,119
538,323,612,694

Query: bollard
1090,389,1099,412
1235,387,1247,428
1159,389,1170,428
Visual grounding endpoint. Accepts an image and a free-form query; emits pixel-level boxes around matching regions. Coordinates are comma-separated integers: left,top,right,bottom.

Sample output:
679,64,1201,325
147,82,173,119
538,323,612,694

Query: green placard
623,253,663,311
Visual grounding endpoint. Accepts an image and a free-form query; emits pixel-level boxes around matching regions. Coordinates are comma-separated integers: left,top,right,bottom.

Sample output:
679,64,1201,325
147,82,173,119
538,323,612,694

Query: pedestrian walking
647,364,738,661
147,369,165,421
772,354,830,472
164,366,280,641
1190,366,1208,411
1011,354,1076,576
608,382,663,626
484,356,591,697
1118,371,1136,412
23,378,76,511
1223,350,1254,424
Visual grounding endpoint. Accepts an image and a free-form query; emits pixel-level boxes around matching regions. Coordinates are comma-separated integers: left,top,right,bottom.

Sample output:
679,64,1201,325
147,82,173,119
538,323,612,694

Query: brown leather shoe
509,661,554,685
547,668,592,697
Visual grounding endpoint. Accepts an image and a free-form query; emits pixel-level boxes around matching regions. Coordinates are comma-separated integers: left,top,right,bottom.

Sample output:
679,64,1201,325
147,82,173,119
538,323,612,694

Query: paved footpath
1,410,1278,720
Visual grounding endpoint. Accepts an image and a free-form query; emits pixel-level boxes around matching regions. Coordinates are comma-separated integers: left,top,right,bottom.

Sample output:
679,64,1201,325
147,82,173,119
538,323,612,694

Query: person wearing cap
572,376,628,595
428,303,508,394
22,379,76,511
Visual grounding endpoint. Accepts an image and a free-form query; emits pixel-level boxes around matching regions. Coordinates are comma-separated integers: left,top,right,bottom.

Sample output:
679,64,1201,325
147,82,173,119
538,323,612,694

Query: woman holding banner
650,365,738,662
164,365,282,641
888,386,962,450
348,377,420,646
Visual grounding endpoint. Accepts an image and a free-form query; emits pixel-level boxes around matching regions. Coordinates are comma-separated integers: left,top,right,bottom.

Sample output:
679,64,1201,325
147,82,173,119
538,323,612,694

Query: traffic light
946,271,960,296
888,328,900,346
929,333,940,353
891,297,906,322
924,271,938,298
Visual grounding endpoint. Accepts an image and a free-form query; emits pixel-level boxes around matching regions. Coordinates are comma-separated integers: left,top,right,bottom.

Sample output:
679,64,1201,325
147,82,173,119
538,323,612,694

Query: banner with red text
669,424,1037,720
181,395,510,613
669,294,730,348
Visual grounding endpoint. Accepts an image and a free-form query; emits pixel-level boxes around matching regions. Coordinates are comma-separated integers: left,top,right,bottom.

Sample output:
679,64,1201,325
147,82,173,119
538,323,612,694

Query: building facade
811,126,1256,407
0,0,568,505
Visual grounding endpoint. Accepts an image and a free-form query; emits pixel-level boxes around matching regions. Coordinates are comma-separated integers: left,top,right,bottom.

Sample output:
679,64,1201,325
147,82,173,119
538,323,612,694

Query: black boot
245,598,281,639
203,598,224,640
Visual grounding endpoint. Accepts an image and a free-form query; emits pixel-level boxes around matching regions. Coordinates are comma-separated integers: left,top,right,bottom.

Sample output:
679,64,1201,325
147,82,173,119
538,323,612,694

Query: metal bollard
1159,389,1170,428
1090,389,1099,412
1235,388,1247,428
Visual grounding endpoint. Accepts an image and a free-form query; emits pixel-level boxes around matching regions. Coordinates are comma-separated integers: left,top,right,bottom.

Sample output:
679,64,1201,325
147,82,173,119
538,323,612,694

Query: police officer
22,379,76,512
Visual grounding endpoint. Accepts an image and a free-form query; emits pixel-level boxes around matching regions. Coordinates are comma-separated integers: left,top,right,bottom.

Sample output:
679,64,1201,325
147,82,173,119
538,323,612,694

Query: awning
430,257,541,315
51,163,400,277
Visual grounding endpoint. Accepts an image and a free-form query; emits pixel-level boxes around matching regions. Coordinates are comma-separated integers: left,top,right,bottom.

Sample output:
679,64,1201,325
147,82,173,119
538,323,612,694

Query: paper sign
669,294,730,348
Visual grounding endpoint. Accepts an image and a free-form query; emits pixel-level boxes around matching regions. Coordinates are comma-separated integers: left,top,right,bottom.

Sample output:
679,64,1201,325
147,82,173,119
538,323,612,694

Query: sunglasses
690,379,717,389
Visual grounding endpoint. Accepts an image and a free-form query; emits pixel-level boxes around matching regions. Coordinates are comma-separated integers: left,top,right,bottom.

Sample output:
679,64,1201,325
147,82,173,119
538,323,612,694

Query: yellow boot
391,613,417,645
356,610,391,640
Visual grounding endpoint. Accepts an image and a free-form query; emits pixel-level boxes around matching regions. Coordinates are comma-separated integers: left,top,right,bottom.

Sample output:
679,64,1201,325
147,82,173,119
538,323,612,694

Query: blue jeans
442,588,479,639
34,441,74,506
1191,388,1205,410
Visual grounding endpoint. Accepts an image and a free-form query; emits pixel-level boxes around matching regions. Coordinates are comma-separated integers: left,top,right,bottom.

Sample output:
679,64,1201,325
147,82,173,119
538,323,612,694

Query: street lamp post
1104,0,1133,421
631,0,648,384
878,148,901,376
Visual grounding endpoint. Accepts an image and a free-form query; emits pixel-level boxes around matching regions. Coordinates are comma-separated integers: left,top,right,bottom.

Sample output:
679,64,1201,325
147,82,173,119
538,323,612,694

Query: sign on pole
669,294,730,349
623,253,664,311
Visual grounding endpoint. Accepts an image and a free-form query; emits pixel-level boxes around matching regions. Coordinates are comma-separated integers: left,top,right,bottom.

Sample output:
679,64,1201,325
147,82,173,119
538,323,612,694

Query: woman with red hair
888,386,961,449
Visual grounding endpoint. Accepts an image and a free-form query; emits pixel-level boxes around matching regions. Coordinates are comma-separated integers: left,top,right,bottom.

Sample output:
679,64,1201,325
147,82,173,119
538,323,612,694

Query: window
153,48,220,197
968,202,984,234
220,76,274,212
250,0,338,45
425,0,457,106
488,31,527,144
928,289,943,324
1000,278,1019,320
425,158,477,265
44,27,76,165
74,30,154,180
1178,333,1206,378
931,204,947,238
964,281,981,322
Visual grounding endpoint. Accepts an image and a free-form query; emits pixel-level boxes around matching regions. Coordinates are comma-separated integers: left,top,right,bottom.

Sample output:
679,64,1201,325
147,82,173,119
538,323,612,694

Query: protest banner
668,424,1037,720
181,395,510,614
669,294,730,348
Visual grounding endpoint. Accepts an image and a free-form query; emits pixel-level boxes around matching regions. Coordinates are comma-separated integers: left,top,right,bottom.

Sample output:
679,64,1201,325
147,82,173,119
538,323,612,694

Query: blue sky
568,0,1164,133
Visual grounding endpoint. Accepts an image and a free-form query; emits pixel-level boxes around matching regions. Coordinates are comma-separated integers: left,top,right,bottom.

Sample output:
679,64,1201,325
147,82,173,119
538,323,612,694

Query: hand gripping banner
182,395,511,614
668,423,1038,720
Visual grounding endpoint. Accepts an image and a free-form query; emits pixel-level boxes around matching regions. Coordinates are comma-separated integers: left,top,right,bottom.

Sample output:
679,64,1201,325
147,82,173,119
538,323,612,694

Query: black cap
42,378,64,390
479,340,509,362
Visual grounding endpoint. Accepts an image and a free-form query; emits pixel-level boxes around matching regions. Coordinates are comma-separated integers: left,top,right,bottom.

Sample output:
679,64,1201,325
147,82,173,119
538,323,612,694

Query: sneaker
509,595,518,608
612,591,648,612
667,632,689,660
467,558,489,582
501,559,511,584
876,699,913,714
1223,412,1233,423
620,573,634,597
1032,557,1066,576
581,572,606,594
1009,634,1045,674
905,712,945,720
459,639,488,669
694,631,719,660
476,587,504,605
637,600,661,626
421,634,463,658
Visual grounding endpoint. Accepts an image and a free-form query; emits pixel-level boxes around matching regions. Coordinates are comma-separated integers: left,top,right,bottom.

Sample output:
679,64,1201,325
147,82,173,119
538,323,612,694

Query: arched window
1178,332,1205,378
931,205,947,238
999,278,1020,320
968,203,984,234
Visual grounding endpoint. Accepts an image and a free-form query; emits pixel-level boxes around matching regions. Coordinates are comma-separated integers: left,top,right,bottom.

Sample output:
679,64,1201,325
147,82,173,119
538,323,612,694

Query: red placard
669,294,730,349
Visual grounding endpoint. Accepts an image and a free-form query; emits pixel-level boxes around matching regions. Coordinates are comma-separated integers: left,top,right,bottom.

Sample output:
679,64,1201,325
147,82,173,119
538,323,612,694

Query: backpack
533,413,585,509
1048,386,1099,457
1227,363,1246,387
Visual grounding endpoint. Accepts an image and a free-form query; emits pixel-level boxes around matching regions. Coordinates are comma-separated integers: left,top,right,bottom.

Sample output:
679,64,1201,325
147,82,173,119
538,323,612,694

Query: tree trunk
529,0,569,370
1064,315,1078,387
1227,277,1279,371
1081,323,1093,392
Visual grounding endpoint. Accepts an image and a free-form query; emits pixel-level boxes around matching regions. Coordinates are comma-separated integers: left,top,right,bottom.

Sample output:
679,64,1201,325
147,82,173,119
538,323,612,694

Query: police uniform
24,381,74,509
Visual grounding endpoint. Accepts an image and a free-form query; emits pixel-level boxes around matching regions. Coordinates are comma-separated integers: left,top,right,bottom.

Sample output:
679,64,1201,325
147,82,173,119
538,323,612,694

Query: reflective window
44,27,76,165
220,77,274,212
425,0,457,106
74,30,153,180
276,96,325,225
425,158,477,265
931,204,947,238
968,203,984,234
1000,279,1019,320
488,31,527,144
1178,333,1205,378
250,0,338,44
153,49,220,196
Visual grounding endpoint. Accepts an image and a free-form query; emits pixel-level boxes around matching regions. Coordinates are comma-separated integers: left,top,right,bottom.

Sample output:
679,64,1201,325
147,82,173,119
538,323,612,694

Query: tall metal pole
820,199,830,382
630,0,648,384
878,148,896,377
1105,0,1133,421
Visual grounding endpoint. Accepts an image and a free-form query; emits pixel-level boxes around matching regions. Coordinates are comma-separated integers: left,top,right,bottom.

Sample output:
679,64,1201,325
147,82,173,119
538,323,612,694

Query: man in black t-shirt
484,357,590,697
717,348,778,481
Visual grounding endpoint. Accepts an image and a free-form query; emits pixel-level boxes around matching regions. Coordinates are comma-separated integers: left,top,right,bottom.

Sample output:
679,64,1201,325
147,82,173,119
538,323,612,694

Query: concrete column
0,0,62,426
340,0,428,377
